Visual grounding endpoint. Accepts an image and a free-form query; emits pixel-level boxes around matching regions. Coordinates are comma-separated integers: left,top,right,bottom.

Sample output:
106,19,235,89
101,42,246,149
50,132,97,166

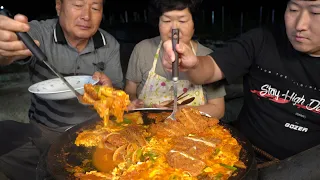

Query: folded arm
125,80,144,110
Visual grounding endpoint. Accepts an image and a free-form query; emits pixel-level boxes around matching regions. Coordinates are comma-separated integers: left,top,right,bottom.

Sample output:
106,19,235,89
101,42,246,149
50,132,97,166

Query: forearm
187,56,217,85
124,82,138,101
128,93,138,101
192,103,225,119
124,89,137,101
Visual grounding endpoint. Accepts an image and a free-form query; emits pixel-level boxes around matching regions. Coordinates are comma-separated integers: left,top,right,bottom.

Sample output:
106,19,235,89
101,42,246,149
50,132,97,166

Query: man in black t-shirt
161,0,320,160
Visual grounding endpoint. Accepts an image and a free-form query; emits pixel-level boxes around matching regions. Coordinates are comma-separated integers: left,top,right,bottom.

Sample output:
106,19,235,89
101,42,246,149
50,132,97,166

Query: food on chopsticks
82,84,130,126
72,107,246,180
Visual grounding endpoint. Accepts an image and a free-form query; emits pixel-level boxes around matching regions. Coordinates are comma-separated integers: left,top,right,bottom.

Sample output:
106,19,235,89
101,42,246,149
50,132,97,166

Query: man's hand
162,40,199,72
92,71,112,87
0,14,40,65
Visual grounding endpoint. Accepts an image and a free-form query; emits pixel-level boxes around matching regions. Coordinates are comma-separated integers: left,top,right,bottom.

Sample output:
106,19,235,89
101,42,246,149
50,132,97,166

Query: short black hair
147,0,202,27
148,0,202,19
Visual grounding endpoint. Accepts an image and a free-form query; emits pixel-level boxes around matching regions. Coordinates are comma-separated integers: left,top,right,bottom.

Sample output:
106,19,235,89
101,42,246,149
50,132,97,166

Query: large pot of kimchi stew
44,108,256,180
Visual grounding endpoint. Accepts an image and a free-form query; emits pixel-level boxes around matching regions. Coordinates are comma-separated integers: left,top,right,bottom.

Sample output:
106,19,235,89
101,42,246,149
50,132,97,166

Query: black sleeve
209,28,266,84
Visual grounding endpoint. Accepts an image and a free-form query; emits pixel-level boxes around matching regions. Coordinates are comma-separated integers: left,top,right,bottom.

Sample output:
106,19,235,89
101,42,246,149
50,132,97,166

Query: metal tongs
0,7,91,106
166,29,179,120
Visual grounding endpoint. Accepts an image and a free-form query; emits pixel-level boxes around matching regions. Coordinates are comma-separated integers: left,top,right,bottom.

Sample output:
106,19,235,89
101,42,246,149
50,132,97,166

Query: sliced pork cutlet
148,120,187,137
171,136,220,160
176,108,219,134
166,149,206,176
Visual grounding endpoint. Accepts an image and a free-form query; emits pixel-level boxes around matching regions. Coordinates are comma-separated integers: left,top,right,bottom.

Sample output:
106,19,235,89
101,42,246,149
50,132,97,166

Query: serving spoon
0,7,91,106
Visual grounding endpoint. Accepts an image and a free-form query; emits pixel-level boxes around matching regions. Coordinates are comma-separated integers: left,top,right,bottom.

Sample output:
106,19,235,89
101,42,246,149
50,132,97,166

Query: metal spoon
0,8,91,106
166,29,179,120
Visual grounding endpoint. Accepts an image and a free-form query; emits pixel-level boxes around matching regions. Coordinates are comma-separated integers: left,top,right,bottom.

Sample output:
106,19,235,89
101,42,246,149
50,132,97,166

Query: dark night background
1,0,288,39
0,0,288,74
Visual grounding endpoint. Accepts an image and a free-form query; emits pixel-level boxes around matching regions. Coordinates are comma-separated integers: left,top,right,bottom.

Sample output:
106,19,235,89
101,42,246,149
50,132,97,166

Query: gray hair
59,0,106,5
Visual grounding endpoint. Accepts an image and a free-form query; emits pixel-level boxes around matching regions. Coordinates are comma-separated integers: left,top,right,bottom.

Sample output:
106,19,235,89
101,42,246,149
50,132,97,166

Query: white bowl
28,75,99,100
